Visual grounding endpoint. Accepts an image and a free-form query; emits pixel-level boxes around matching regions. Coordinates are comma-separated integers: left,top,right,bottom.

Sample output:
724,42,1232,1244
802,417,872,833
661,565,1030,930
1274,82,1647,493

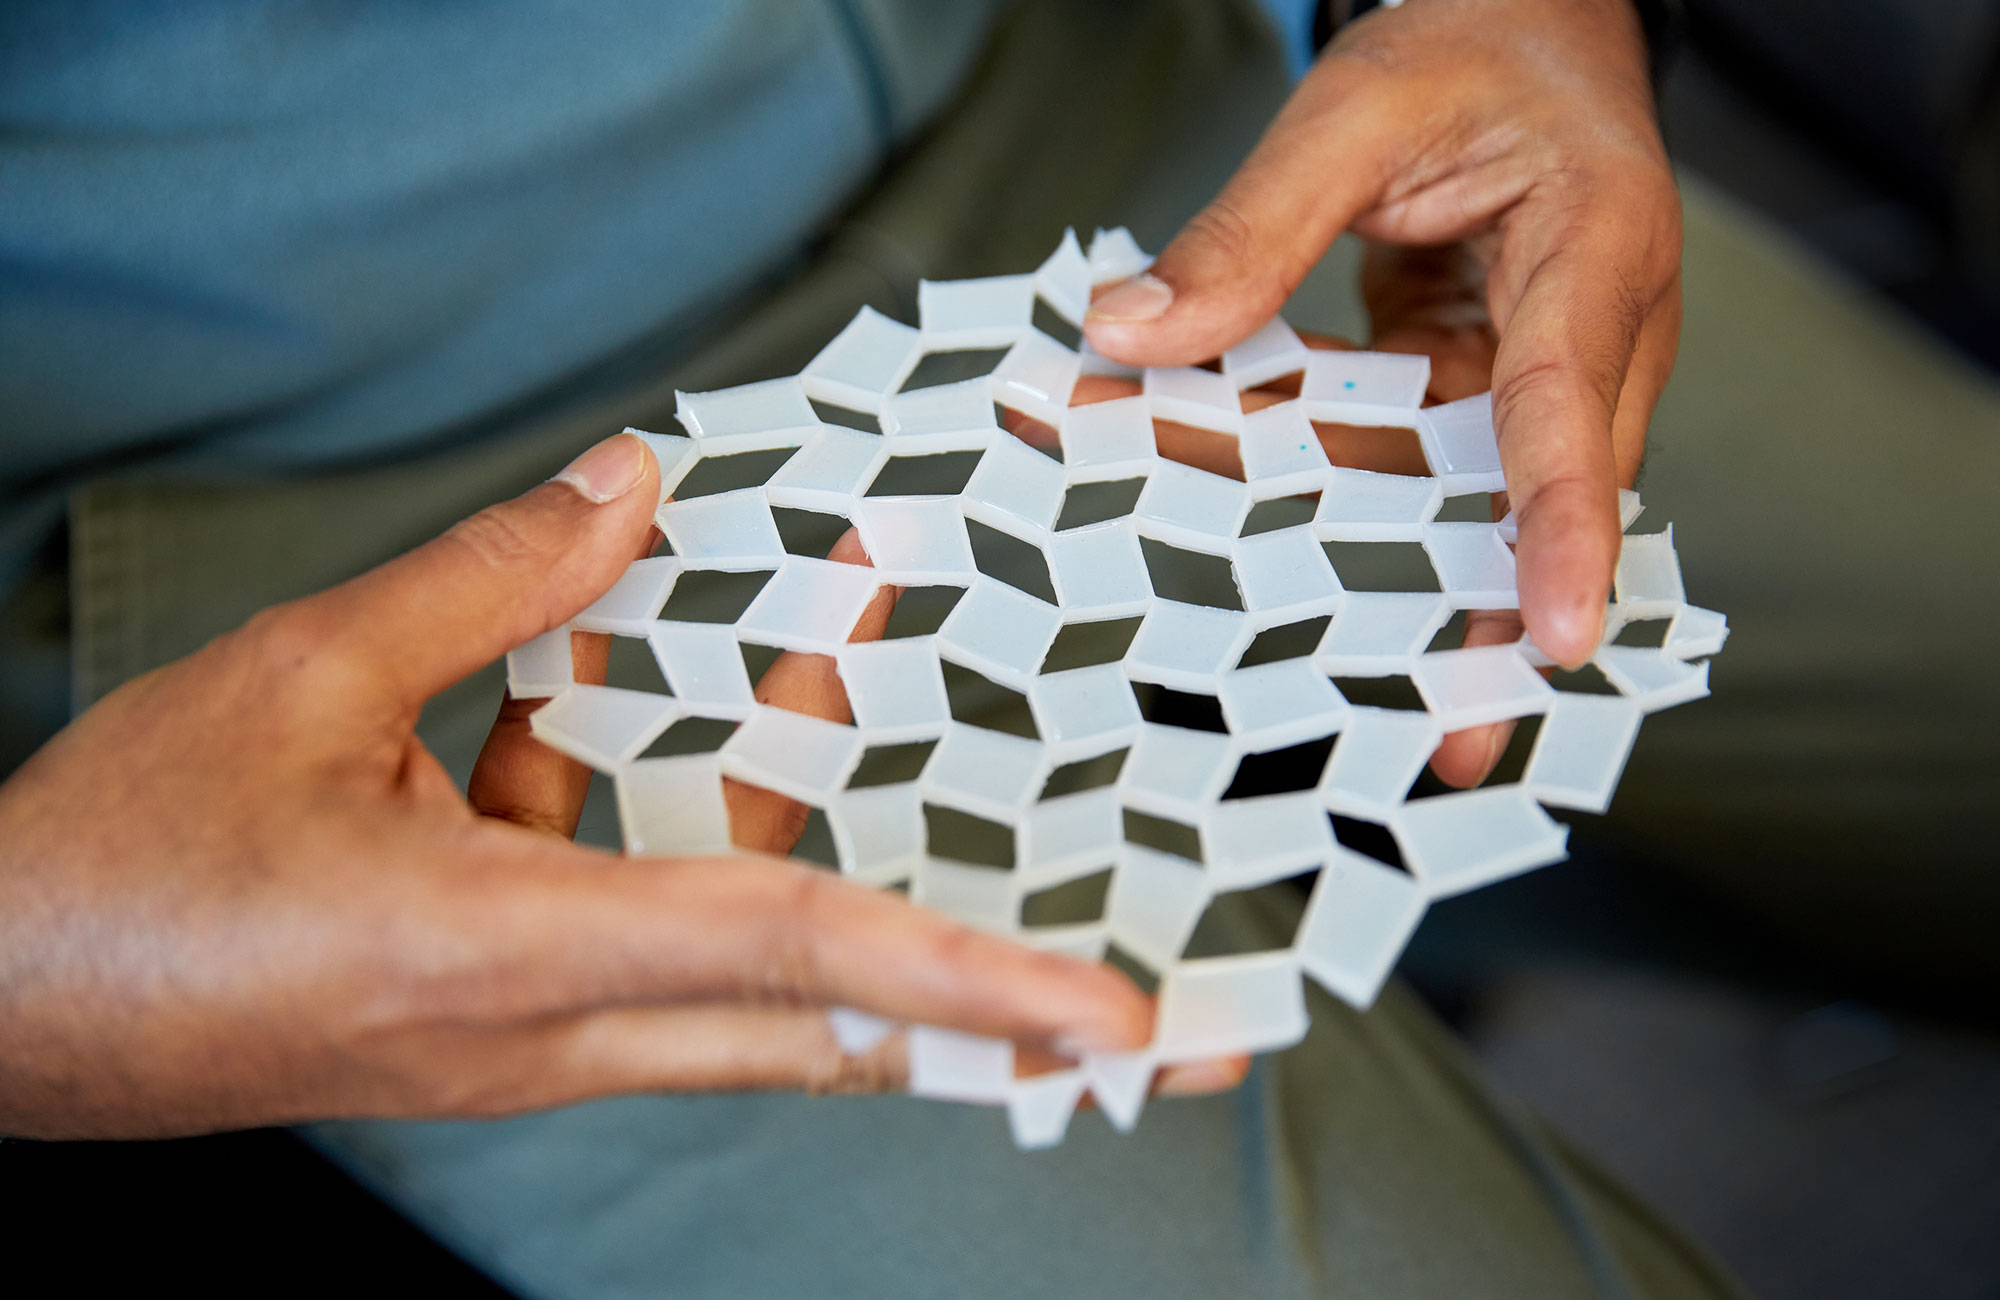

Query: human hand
0,434,1164,1141
1085,0,1680,681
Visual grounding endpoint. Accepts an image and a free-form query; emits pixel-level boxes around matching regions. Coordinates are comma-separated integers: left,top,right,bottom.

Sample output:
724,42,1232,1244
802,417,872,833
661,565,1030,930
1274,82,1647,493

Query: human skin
1085,0,1681,785
0,435,1245,1141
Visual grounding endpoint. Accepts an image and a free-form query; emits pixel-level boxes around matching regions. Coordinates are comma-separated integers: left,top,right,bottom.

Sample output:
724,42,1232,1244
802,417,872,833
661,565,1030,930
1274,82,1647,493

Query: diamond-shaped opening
967,518,1058,603
867,450,983,497
792,806,840,869
923,803,1017,868
880,584,965,639
1135,685,1226,732
900,348,1009,391
806,398,880,434
1105,942,1163,995
770,506,854,557
1042,615,1143,673
1031,298,1082,349
1319,424,1424,476
1329,675,1427,711
1040,748,1128,797
1223,735,1335,799
1141,538,1243,609
1423,609,1469,654
1022,868,1112,927
1613,617,1672,648
1237,615,1332,668
1123,807,1202,860
659,568,775,623
671,448,799,499
738,641,782,683
942,660,1039,738
638,715,738,760
1055,478,1145,530
847,739,937,788
1329,812,1408,872
1240,494,1318,538
1431,492,1500,523
605,633,673,694
1548,662,1621,695
1181,873,1316,959
1322,540,1441,592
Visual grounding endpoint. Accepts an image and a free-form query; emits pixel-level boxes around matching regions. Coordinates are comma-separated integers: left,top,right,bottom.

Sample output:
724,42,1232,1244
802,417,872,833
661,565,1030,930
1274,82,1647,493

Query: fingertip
1157,1055,1252,1097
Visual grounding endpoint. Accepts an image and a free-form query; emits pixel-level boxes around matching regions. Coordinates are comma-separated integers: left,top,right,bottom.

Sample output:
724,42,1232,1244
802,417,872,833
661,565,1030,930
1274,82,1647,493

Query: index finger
487,841,1154,1055
1489,183,1679,668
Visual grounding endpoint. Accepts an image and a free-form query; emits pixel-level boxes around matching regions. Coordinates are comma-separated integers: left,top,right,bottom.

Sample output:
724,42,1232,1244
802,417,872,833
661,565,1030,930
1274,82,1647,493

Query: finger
465,635,608,836
1488,187,1678,669
306,433,662,710
487,843,1155,1054
726,530,896,854
1084,63,1404,365
1427,609,1527,788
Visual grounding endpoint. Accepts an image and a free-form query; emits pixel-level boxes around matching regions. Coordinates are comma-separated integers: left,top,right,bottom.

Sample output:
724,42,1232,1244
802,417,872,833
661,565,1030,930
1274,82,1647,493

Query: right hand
0,434,1183,1141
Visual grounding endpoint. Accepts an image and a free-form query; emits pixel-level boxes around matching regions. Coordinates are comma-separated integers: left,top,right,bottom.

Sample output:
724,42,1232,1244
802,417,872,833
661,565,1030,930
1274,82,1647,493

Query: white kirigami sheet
512,230,1727,1150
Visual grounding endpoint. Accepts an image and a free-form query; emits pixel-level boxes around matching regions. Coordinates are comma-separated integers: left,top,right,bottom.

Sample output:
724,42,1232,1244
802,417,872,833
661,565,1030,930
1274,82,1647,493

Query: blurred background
8,3,1998,1297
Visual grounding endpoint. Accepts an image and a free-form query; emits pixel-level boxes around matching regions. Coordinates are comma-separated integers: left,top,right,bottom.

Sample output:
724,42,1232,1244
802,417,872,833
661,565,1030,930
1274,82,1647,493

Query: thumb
311,433,661,709
1083,68,1397,367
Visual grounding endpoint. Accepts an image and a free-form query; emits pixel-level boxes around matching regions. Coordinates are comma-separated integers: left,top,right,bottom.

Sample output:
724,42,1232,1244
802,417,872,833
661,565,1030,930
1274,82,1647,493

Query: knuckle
1182,200,1258,273
442,506,541,575
804,1042,902,1096
750,865,832,1008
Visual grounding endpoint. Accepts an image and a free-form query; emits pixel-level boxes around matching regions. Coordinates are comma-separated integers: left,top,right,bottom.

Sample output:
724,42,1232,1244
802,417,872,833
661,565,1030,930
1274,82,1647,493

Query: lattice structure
507,231,1727,1148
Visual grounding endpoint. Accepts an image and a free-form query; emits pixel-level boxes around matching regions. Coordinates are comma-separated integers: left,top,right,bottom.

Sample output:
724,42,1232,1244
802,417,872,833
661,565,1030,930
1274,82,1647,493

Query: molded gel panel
510,231,1727,1149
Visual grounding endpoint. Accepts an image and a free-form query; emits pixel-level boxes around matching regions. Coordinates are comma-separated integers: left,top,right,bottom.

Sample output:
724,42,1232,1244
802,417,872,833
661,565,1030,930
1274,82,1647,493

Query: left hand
1084,0,1681,698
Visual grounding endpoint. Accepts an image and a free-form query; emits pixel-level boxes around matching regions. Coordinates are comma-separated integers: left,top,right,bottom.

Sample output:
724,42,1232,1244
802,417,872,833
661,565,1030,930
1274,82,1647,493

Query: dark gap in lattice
604,634,672,695
848,739,937,788
867,450,983,497
1613,618,1671,648
738,641,781,684
1021,869,1115,927
1223,735,1335,799
966,518,1058,603
1141,538,1243,609
1424,608,1470,654
998,407,1067,463
649,532,676,558
1181,872,1317,960
880,584,964,639
1329,813,1408,873
806,399,880,434
639,716,738,760
1322,540,1441,593
672,448,798,499
1104,943,1162,995
1056,478,1146,531
1548,662,1621,695
900,348,1009,392
770,506,852,558
941,660,1039,738
1431,492,1500,523
1043,616,1143,673
1237,615,1331,668
791,807,840,869
1030,299,1082,350
660,569,774,623
1134,684,1227,732
1040,748,1128,798
1123,807,1202,861
1240,494,1318,538
1330,675,1427,711
923,804,1016,869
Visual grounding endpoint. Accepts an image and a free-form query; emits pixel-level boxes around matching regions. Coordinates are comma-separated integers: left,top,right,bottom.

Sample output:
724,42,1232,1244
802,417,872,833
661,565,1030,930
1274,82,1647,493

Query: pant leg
1597,178,2000,995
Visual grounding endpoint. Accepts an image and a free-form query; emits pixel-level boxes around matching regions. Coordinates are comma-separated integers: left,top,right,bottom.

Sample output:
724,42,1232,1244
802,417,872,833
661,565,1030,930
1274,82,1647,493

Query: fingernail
554,433,648,503
1087,272,1174,323
1157,1058,1246,1097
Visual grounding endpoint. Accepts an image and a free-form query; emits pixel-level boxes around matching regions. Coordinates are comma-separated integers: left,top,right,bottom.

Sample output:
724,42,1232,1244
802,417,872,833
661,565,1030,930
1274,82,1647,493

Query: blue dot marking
1343,379,1356,389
